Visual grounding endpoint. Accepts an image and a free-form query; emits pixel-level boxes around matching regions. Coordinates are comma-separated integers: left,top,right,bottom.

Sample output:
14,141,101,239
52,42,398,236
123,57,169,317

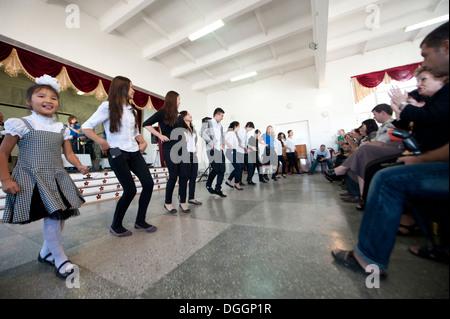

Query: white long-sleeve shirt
81,101,140,152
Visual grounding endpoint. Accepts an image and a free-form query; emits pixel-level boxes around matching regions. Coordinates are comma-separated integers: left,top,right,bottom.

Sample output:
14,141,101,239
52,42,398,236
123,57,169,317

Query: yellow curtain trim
1,48,157,106
0,48,35,81
352,72,394,104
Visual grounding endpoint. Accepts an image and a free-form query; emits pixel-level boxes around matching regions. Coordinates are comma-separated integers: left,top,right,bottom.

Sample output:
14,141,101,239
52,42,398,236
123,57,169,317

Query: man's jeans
355,162,449,270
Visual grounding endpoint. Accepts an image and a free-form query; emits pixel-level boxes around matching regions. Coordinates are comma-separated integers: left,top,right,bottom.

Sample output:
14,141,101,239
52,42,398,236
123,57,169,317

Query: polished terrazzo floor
0,173,448,299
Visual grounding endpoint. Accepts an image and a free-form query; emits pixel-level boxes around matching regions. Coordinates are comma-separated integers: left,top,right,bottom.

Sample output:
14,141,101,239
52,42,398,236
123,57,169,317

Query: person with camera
308,144,332,174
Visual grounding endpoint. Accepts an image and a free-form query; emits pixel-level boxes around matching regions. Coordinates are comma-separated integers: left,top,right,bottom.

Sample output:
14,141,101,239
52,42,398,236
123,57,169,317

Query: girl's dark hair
179,110,195,133
362,119,379,135
26,84,60,113
277,132,286,147
163,91,180,127
108,76,138,133
228,121,240,131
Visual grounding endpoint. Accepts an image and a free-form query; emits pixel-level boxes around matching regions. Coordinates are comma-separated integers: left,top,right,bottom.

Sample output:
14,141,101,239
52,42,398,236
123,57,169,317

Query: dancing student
225,121,244,191
143,91,189,213
237,122,253,186
82,76,156,237
0,75,88,279
261,125,278,181
285,130,301,174
276,132,287,179
247,129,264,184
200,108,227,197
179,110,202,206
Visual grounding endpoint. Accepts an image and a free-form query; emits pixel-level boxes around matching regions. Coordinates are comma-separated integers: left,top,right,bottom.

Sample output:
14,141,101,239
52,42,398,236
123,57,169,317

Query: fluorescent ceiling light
230,72,258,82
189,20,225,41
404,15,449,32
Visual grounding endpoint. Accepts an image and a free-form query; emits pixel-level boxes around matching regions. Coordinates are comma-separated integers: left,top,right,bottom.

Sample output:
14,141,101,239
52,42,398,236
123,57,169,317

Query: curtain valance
0,41,164,111
351,62,422,103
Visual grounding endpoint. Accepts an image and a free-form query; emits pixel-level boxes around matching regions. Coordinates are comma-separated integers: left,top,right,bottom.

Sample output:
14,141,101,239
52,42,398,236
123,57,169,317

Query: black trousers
163,148,189,204
286,152,300,173
247,151,261,182
179,152,198,202
206,149,225,191
276,155,286,176
108,150,154,230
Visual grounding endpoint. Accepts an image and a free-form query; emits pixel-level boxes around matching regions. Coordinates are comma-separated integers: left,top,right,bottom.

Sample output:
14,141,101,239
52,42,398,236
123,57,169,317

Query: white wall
207,40,424,154
1,0,425,164
0,0,207,131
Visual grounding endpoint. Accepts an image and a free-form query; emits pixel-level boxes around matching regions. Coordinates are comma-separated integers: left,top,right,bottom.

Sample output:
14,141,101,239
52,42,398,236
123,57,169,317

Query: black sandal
409,246,449,264
331,250,387,278
397,224,422,236
38,253,55,266
56,260,75,279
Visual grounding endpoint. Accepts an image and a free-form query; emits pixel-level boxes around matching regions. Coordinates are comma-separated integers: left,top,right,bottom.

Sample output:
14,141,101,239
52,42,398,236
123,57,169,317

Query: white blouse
2,111,71,140
82,101,140,152
274,139,283,156
225,131,239,150
187,131,197,153
285,137,295,153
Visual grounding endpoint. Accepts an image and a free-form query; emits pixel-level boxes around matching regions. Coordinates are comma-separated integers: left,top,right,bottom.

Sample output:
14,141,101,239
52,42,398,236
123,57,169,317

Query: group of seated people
324,22,449,278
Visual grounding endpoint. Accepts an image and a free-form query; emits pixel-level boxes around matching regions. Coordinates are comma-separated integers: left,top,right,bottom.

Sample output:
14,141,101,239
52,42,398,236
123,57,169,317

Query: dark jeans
247,151,260,183
275,155,286,176
206,149,225,191
355,162,449,270
108,150,154,230
179,152,198,202
163,148,189,204
226,149,243,184
286,152,300,173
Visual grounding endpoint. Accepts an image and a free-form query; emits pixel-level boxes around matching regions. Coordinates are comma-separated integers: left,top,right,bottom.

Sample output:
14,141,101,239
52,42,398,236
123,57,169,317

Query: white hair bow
35,74,61,93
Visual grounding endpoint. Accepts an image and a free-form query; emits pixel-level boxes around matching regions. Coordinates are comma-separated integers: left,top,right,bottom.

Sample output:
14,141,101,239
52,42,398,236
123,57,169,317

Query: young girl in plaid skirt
0,75,89,279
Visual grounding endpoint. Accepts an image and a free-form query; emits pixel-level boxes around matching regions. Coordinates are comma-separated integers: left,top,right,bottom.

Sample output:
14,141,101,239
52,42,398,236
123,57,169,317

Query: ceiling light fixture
188,20,225,41
230,72,258,82
404,14,449,32
309,42,318,50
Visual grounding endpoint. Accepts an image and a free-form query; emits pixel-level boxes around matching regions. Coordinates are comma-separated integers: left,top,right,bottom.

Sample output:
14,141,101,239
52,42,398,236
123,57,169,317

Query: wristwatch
398,102,408,110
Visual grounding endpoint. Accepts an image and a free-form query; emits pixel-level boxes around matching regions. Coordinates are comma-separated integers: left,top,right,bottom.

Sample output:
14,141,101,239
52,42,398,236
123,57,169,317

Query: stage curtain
0,40,163,111
351,62,421,103
1,40,166,166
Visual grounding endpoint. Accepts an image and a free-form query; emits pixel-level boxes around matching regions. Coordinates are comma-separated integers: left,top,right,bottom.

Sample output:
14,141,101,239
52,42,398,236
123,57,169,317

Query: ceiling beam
142,0,273,60
172,16,312,78
192,48,313,91
99,0,156,33
311,0,329,88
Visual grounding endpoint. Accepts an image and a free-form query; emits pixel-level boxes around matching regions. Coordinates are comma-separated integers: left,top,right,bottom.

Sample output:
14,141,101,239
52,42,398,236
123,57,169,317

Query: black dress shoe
324,171,343,182
214,189,227,197
179,205,191,213
206,186,215,194
239,182,246,186
247,181,257,185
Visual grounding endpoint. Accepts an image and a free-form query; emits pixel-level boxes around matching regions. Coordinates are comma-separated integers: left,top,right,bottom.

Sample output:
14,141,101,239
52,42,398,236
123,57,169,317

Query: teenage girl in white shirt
82,76,156,237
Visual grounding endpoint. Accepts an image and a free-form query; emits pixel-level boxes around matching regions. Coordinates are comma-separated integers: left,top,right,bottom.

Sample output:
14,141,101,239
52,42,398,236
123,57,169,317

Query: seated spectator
335,129,346,151
332,143,449,277
359,119,379,144
309,144,333,174
324,104,404,203
333,142,351,168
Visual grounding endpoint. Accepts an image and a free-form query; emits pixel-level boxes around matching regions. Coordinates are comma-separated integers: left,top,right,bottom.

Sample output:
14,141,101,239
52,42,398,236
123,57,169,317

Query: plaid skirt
2,121,85,225
2,167,85,225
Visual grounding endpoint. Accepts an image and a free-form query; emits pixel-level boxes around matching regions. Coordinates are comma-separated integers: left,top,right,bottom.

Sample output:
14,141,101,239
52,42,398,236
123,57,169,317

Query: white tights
40,218,73,274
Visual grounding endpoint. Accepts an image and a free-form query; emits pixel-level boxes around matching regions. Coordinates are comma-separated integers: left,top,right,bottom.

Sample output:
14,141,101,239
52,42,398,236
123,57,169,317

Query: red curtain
0,40,163,110
1,40,166,166
352,62,422,88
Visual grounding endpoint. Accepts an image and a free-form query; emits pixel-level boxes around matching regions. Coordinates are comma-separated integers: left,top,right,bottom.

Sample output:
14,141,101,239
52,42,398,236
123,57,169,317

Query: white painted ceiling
55,0,448,94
